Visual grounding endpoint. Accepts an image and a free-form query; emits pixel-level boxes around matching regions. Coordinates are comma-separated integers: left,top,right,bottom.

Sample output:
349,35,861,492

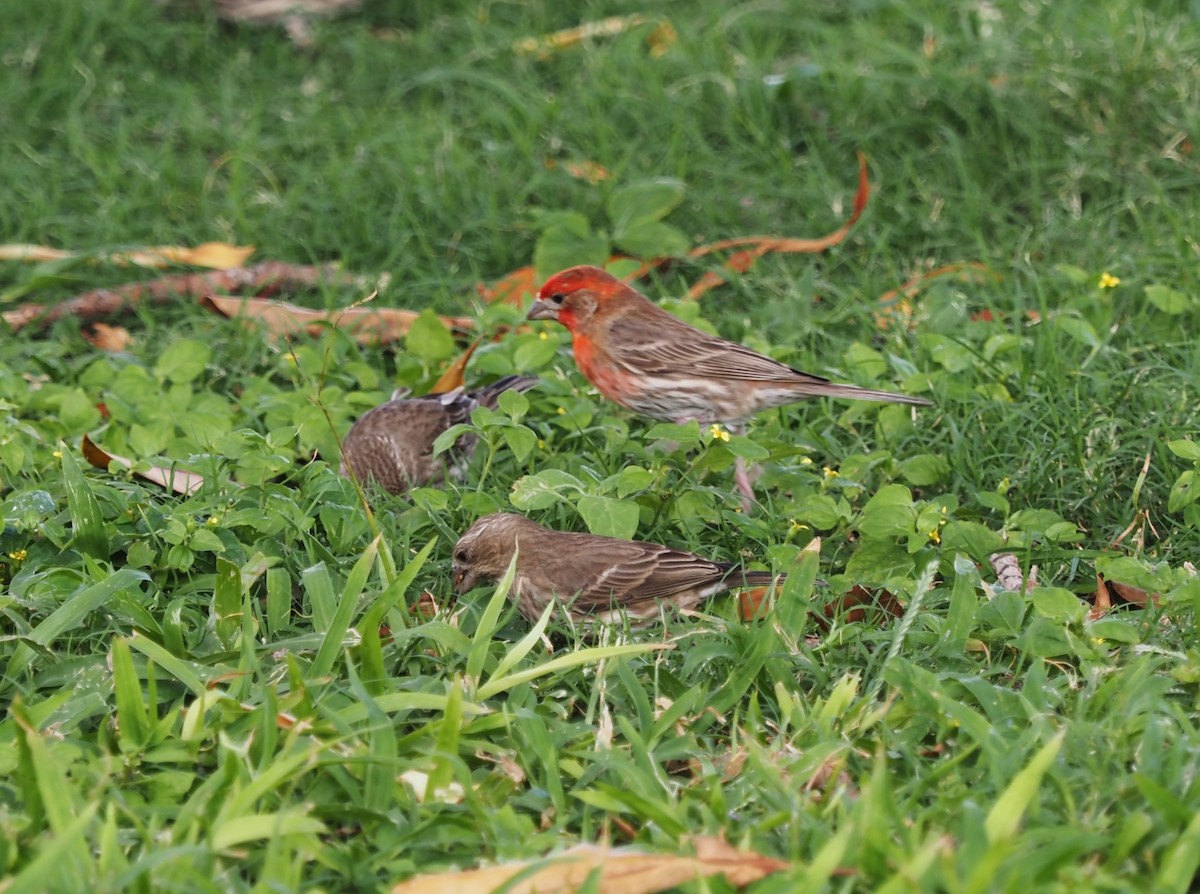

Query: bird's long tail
806,382,932,406
477,374,540,408
736,569,786,588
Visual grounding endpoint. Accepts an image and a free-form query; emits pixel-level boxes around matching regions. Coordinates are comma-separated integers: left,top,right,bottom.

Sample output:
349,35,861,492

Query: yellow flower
1098,272,1121,289
928,529,941,544
8,550,27,562
537,439,546,449
556,406,566,415
823,466,839,479
539,331,549,340
708,424,730,442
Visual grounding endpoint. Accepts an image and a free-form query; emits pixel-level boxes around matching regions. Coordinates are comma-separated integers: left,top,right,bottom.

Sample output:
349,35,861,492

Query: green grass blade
111,635,150,750
477,643,669,701
465,549,520,686
308,535,379,680
985,731,1065,843
61,444,108,559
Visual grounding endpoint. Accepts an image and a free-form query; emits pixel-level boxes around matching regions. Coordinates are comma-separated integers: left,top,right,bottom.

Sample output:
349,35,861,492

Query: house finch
451,512,783,624
340,375,537,495
526,265,931,502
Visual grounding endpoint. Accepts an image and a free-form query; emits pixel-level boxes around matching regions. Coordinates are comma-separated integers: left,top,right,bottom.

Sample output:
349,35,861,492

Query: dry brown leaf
546,158,613,183
82,322,133,352
0,241,255,270
513,15,675,59
429,338,481,393
738,537,821,620
81,433,205,496
391,836,787,894
1090,572,1113,620
477,265,539,307
4,262,349,334
1105,576,1160,609
200,293,474,345
818,586,905,627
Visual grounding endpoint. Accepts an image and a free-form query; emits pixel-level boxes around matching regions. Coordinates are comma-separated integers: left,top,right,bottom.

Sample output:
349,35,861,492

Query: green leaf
497,388,530,420
510,469,584,510
154,338,211,384
432,422,475,458
576,493,640,540
606,178,686,229
856,484,916,539
1030,586,1086,623
612,220,690,259
604,466,654,498
1166,439,1200,461
1145,283,1195,315
512,334,560,371
405,309,456,362
1053,314,1100,348
843,342,888,380
1168,470,1197,513
61,447,109,560
533,212,610,281
898,453,950,486
502,425,537,463
940,520,1005,561
793,494,850,531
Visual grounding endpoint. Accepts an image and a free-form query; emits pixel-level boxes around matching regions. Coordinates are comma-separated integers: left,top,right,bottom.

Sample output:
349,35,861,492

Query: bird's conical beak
526,298,557,321
453,565,478,594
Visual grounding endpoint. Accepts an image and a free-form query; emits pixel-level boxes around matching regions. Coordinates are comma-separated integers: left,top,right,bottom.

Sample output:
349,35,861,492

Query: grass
2,0,1200,890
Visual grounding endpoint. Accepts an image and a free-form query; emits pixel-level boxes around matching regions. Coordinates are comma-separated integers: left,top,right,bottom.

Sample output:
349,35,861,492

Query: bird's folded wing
556,542,729,610
608,316,831,385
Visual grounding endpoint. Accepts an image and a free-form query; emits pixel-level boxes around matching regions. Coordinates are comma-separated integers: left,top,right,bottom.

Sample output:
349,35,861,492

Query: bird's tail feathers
812,383,932,407
476,374,540,407
737,569,785,588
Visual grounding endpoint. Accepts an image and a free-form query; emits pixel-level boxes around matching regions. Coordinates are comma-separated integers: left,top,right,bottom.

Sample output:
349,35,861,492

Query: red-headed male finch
451,512,783,624
526,265,932,502
340,375,537,495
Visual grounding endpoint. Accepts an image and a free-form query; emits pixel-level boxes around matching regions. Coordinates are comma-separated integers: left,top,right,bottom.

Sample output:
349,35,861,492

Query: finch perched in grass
526,265,931,502
451,512,783,624
340,375,537,495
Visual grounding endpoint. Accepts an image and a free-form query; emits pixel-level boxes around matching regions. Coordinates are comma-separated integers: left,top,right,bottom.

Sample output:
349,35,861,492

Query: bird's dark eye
454,549,468,562
549,293,566,305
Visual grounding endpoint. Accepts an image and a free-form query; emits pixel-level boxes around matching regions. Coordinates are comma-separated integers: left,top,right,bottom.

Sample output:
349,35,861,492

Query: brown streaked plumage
451,512,783,624
526,265,931,424
526,266,931,505
340,375,537,495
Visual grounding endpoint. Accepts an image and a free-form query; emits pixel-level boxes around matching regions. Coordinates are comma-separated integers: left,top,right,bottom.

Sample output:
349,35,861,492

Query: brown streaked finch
339,375,537,495
525,265,931,504
451,512,783,624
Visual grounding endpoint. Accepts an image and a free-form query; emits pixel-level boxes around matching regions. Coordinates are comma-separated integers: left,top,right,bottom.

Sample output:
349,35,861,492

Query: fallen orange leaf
429,338,481,393
513,14,675,59
82,322,133,352
1105,575,1160,609
477,266,539,308
391,837,788,894
1090,572,1113,620
0,241,255,270
200,293,474,345
82,433,205,496
545,158,612,184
